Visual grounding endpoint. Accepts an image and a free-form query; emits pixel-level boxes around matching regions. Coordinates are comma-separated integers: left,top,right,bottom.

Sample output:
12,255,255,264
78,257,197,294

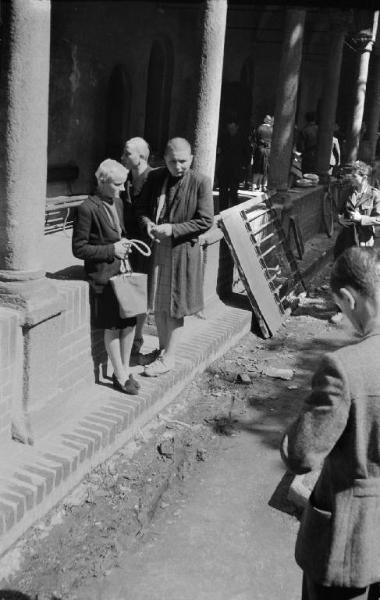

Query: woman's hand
338,214,353,228
114,239,130,259
348,210,362,223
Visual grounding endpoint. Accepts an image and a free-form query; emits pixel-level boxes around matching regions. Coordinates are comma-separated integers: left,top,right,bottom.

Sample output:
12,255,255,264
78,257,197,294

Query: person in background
217,114,250,210
299,111,318,174
72,159,140,395
121,137,153,356
252,114,273,191
137,137,214,376
329,124,341,176
334,161,380,259
281,247,380,600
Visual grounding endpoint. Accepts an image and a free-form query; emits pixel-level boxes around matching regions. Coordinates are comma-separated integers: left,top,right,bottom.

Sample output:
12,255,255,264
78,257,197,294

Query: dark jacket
72,195,125,292
137,167,214,319
281,329,380,587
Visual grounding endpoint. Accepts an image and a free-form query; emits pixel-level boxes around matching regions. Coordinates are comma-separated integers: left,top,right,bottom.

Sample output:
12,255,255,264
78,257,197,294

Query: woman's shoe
112,373,138,395
129,373,141,390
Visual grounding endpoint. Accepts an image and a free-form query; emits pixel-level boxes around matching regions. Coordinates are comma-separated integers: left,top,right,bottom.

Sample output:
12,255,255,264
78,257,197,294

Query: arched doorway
144,38,174,158
106,64,132,160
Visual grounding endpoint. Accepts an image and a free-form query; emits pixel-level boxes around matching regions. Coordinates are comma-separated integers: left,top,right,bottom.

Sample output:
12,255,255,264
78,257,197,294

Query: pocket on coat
295,492,332,580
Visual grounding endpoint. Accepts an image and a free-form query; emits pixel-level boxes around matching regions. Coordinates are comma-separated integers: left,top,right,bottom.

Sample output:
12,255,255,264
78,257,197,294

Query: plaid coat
281,328,380,587
137,167,214,319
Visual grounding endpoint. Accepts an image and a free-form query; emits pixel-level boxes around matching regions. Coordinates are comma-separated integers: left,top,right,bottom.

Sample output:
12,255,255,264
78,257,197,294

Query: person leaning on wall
72,159,140,395
136,137,214,377
334,161,380,260
281,247,380,600
121,136,153,357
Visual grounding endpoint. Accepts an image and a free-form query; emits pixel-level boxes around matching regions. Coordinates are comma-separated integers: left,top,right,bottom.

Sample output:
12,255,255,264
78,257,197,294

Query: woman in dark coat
137,137,214,377
121,136,153,355
72,159,140,395
252,115,273,191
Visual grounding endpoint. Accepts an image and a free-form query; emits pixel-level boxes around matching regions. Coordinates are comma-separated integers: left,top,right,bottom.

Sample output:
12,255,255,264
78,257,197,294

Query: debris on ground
263,367,294,381
236,373,251,384
0,261,343,600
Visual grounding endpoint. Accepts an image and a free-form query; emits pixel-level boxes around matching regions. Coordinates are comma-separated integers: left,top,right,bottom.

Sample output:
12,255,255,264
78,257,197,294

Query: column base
0,276,65,445
0,276,64,327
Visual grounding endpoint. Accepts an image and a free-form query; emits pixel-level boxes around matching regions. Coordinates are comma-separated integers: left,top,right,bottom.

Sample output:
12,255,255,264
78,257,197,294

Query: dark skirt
90,283,137,330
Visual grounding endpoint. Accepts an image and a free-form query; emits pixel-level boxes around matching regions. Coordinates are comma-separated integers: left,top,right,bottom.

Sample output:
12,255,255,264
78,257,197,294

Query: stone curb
0,305,252,557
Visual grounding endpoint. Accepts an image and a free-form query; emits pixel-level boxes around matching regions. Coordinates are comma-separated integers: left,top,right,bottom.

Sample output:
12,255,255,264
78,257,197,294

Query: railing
45,195,86,235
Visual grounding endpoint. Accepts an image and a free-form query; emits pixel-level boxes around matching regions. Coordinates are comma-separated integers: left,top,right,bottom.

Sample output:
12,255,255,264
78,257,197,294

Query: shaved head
164,137,193,178
164,137,192,156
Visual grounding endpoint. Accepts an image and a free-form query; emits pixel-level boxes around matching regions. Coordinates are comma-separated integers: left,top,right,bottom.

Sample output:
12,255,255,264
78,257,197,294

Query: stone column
0,0,63,444
345,11,379,164
192,0,227,183
366,51,380,166
268,9,306,191
0,0,51,280
316,11,352,180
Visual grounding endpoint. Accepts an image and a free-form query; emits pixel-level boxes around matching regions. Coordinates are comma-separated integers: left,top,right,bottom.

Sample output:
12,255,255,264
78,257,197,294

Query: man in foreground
137,137,214,376
281,247,380,599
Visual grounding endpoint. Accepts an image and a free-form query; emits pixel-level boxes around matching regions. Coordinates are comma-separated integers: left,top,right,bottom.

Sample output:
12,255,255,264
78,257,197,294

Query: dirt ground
0,262,349,600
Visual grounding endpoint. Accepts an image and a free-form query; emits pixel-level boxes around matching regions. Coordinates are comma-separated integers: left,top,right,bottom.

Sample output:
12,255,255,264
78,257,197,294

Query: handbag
110,239,151,319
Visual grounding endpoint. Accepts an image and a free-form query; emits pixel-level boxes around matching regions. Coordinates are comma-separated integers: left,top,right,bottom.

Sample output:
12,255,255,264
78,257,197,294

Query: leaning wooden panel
219,196,303,338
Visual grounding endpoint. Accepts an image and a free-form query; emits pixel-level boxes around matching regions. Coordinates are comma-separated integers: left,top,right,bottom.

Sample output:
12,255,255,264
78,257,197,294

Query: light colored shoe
144,355,174,377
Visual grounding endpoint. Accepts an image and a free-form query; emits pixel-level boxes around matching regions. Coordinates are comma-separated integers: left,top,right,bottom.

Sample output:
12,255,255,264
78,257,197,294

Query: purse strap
119,239,152,274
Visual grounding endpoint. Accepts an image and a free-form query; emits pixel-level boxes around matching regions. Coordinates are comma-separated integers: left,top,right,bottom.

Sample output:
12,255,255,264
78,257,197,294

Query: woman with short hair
334,160,380,259
72,158,140,395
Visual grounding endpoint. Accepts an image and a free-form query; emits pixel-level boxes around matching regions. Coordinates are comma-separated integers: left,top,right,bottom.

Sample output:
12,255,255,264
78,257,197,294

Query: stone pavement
0,227,335,558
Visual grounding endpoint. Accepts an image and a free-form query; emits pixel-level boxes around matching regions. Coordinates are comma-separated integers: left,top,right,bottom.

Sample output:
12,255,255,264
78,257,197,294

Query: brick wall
0,308,20,442
55,277,107,397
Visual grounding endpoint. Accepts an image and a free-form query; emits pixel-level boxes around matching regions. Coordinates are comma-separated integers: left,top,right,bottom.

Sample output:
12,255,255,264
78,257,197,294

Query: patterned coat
281,328,380,588
137,167,214,319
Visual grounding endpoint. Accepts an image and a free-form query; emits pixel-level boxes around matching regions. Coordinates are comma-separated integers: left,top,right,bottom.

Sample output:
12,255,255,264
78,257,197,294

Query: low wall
273,185,325,243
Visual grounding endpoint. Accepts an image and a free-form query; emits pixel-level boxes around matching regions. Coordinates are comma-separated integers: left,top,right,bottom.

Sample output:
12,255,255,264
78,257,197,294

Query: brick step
0,304,252,556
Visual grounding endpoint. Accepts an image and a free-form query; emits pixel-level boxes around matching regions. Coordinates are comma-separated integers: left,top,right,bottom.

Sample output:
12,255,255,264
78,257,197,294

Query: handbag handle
119,239,152,274
125,238,152,257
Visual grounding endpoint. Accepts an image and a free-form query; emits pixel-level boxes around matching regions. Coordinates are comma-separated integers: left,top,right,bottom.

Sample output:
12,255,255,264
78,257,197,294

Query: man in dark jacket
281,247,380,599
137,137,214,376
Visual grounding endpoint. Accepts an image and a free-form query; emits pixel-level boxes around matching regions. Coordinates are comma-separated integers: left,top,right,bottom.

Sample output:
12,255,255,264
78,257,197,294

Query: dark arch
106,64,132,160
144,37,174,157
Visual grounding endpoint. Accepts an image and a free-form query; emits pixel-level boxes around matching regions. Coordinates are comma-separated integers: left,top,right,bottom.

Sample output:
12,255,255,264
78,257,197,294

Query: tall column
0,0,51,281
192,0,227,183
316,11,352,180
345,10,379,164
366,51,380,166
0,0,63,445
268,9,306,191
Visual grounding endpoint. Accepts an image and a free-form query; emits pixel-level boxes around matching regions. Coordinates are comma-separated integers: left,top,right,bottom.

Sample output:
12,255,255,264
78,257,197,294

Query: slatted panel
45,196,86,235
219,195,304,338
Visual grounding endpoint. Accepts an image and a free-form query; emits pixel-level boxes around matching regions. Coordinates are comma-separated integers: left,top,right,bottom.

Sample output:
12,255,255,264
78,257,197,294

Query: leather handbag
110,239,151,318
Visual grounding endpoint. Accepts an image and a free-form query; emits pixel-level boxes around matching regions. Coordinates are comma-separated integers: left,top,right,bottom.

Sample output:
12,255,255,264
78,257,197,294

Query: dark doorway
144,38,174,158
106,64,132,160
